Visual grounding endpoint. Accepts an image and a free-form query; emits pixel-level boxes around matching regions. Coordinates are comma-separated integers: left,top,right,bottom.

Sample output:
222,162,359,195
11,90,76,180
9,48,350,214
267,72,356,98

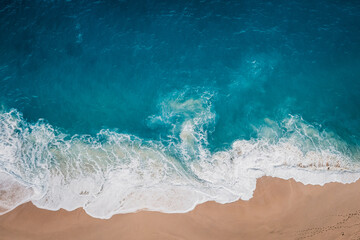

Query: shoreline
1,176,360,239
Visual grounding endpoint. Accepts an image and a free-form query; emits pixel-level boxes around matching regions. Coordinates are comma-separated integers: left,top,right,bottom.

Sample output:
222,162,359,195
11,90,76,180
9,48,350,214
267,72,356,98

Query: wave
1,90,360,219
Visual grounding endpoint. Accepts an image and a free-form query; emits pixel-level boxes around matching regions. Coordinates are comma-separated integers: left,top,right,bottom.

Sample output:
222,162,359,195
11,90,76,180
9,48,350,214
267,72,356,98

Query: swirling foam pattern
1,91,359,218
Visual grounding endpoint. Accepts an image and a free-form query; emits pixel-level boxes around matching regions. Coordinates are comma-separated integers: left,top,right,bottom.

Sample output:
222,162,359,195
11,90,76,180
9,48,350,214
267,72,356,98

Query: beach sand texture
1,177,360,240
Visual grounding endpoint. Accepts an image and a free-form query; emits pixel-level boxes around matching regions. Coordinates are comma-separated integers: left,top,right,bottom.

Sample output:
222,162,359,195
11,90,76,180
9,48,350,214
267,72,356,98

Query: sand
1,176,360,240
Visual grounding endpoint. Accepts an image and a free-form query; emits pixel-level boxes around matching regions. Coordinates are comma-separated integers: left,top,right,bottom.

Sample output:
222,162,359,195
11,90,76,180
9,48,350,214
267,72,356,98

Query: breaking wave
1,90,360,219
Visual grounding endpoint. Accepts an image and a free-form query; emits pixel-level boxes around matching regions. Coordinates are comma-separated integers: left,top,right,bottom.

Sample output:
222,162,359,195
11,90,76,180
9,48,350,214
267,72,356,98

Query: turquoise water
1,0,360,218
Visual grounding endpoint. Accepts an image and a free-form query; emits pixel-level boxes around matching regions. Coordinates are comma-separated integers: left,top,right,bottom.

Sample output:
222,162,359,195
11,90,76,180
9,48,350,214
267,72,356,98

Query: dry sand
1,176,360,240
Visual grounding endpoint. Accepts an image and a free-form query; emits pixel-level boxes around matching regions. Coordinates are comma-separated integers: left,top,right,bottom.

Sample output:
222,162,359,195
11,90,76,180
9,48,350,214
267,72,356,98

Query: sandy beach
1,176,360,240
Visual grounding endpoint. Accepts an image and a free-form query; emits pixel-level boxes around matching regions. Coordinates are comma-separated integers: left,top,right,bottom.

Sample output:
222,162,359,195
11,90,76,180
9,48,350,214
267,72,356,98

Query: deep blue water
1,0,360,149
1,0,360,217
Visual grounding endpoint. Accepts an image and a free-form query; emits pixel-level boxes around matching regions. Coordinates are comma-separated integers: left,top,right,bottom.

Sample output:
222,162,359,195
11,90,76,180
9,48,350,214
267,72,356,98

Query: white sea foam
1,91,360,218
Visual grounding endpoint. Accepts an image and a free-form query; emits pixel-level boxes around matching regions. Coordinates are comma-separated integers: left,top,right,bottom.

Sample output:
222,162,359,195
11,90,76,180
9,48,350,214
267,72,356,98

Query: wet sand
1,176,360,240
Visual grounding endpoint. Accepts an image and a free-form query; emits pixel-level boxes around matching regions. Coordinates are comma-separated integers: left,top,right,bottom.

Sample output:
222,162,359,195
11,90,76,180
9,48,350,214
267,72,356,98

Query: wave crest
1,93,359,218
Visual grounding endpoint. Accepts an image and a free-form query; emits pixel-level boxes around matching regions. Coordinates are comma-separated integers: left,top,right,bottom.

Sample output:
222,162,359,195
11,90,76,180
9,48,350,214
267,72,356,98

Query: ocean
0,0,360,218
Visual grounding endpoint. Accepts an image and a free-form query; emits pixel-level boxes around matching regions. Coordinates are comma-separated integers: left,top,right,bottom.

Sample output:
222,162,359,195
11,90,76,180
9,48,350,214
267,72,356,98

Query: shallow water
1,0,360,218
